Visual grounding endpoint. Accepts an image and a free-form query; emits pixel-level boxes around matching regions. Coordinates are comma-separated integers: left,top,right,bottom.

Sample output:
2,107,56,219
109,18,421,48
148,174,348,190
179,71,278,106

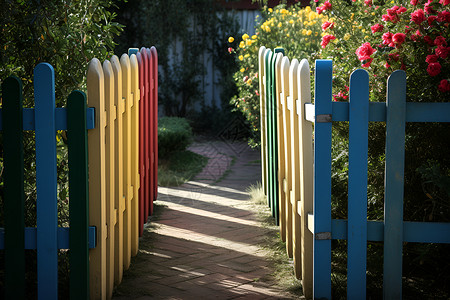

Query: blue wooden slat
313,59,333,300
0,227,97,249
34,63,58,300
347,69,369,299
331,101,450,122
0,107,95,130
383,70,406,300
128,48,139,56
331,219,450,243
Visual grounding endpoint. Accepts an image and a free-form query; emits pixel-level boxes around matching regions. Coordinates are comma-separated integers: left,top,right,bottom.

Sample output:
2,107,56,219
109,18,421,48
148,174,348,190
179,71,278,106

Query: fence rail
0,46,158,300
259,46,450,300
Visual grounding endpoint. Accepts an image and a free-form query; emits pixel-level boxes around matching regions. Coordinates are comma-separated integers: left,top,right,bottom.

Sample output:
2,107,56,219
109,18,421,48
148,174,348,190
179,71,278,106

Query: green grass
246,182,303,297
158,150,208,187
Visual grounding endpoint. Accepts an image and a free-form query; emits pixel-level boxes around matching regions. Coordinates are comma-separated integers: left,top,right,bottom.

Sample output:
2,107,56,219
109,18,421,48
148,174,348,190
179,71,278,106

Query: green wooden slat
2,76,25,300
67,90,90,299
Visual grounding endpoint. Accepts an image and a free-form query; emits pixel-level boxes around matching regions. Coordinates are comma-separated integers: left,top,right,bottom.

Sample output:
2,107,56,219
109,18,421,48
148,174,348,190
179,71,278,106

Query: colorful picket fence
259,46,450,300
0,63,96,299
0,47,158,300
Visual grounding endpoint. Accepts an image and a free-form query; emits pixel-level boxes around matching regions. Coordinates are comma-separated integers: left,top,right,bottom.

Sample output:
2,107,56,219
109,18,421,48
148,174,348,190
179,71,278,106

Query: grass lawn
158,150,208,187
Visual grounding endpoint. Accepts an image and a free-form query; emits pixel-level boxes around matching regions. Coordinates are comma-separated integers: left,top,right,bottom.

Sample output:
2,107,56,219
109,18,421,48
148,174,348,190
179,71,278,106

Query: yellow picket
274,52,287,243
258,46,268,196
280,56,293,257
87,58,107,300
111,55,124,285
130,54,140,256
298,59,314,299
102,60,116,300
120,54,133,271
288,59,302,278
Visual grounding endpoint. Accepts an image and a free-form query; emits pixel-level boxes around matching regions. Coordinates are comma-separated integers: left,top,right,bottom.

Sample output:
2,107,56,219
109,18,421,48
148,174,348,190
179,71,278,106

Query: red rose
361,57,374,68
434,36,447,47
322,21,335,30
393,33,406,46
321,35,336,48
439,0,449,4
424,35,434,46
438,79,450,92
426,54,438,64
437,11,450,23
410,9,426,24
385,62,391,68
364,0,372,6
371,23,384,33
410,0,419,5
428,15,438,26
389,52,400,61
435,46,450,59
228,47,233,53
427,62,442,76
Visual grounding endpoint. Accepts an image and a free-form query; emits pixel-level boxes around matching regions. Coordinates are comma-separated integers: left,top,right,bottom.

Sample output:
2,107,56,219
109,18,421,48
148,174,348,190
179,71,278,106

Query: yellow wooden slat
110,55,124,285
280,56,293,257
102,59,116,300
87,58,107,300
298,59,314,299
120,54,132,271
288,59,302,279
129,54,140,257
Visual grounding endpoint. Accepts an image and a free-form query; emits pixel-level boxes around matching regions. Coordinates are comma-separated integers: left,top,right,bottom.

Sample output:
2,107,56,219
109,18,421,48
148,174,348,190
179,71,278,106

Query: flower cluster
228,4,326,146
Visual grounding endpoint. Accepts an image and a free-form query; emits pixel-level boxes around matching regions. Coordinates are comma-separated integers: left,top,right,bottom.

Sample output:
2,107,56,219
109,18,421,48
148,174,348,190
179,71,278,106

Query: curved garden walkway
112,140,296,299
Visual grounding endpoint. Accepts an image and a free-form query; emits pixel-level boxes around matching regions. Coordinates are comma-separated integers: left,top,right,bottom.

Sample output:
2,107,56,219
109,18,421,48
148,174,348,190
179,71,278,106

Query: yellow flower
305,6,311,12
281,8,289,14
239,55,244,61
246,39,252,46
307,30,312,36
228,36,234,43
277,22,282,28
240,68,245,73
365,35,369,39
371,12,375,15
239,41,245,48
242,33,249,40
244,53,250,58
252,34,257,39
344,33,351,40
351,13,355,20
265,25,271,32
289,19,294,24
268,8,273,12
287,33,290,37
302,29,307,35
247,79,253,85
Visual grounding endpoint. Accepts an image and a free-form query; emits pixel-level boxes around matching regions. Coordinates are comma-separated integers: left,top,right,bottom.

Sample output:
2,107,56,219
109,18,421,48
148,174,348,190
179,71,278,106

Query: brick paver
112,140,296,299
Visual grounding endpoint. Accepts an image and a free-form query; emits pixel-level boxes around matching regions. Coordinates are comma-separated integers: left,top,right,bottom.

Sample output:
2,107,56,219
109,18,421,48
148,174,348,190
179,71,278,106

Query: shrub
158,117,193,158
228,4,326,147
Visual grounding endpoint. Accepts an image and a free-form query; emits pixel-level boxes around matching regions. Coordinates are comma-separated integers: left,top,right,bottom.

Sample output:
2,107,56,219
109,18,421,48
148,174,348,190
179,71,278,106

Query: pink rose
322,21,335,30
393,33,406,46
321,35,336,48
438,79,450,92
439,0,449,4
382,32,394,46
410,9,426,24
437,11,450,23
410,0,420,5
385,62,391,68
356,42,376,60
228,47,233,53
371,23,384,33
427,62,442,76
364,0,372,6
428,15,438,26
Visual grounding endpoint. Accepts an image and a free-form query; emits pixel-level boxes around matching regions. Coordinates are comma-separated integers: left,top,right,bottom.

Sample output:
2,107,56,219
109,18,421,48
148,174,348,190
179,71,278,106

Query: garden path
112,139,297,299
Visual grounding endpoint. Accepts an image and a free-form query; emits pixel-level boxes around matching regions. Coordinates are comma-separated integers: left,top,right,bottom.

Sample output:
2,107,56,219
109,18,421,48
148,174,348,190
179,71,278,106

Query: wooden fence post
298,59,313,299
34,63,58,300
313,60,333,300
258,46,268,197
87,58,107,299
103,59,116,300
2,76,25,300
150,46,159,203
68,90,90,300
383,70,406,300
347,69,369,299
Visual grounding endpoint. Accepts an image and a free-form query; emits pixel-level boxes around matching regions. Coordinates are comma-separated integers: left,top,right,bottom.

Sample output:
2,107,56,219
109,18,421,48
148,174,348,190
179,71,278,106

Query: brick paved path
112,140,296,299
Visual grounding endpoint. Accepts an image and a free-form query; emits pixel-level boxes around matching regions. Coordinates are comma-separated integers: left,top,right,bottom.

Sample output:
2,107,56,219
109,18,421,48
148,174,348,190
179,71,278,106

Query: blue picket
313,59,333,300
34,63,58,300
347,69,369,299
383,70,407,300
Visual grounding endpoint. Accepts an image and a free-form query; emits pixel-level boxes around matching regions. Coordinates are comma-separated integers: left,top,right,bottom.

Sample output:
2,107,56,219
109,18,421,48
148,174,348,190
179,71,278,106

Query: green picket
67,90,90,299
2,76,25,300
